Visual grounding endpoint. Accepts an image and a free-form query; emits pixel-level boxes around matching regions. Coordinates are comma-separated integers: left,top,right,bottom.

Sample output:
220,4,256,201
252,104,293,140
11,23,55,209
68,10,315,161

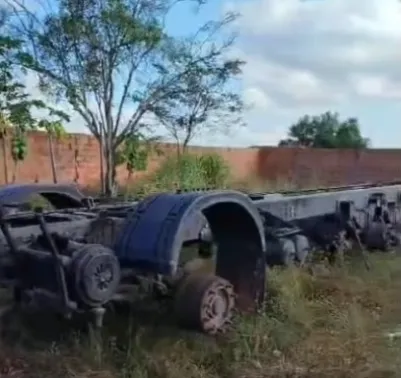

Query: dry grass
2,254,401,377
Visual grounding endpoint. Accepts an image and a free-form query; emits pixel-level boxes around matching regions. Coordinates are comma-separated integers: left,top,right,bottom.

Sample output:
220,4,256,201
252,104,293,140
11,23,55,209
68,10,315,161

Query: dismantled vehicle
0,180,400,335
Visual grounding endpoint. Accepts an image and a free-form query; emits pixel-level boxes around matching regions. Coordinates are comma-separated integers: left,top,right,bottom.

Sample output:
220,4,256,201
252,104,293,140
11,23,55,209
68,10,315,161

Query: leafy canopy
279,111,369,149
6,0,242,194
150,17,245,150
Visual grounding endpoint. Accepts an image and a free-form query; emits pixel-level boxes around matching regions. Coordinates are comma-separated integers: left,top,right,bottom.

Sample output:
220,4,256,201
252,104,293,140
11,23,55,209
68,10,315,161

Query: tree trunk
105,156,112,197
11,160,18,183
174,138,182,159
104,163,118,197
99,129,105,195
103,119,116,197
1,135,8,184
125,170,133,198
48,133,58,183
182,137,190,154
104,144,117,198
73,148,80,183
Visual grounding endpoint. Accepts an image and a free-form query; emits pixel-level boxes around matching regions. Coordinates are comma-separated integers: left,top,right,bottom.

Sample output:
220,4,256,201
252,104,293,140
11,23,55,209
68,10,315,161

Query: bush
133,153,231,195
198,153,230,188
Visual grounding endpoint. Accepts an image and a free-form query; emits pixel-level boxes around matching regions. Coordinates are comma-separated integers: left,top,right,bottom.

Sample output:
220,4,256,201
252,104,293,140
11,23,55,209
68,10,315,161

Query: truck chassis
0,181,399,335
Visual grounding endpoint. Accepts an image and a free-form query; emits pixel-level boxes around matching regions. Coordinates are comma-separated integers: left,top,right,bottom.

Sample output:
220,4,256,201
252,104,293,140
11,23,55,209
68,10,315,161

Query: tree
116,133,161,192
0,24,47,182
0,113,12,183
0,9,71,184
152,24,245,154
7,0,240,196
279,111,370,149
38,119,66,183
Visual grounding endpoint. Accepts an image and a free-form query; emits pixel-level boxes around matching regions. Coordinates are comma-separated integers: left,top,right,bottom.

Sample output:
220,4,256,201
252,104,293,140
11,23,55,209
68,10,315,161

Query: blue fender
0,183,85,208
114,190,266,312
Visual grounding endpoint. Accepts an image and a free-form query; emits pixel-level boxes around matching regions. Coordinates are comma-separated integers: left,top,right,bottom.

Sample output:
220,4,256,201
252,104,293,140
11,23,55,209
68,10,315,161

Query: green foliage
279,111,369,149
0,17,69,170
152,25,245,149
0,34,45,133
116,134,161,176
32,0,164,102
198,153,230,187
9,0,242,195
0,32,41,164
10,131,27,161
38,119,66,138
11,0,171,194
149,153,230,191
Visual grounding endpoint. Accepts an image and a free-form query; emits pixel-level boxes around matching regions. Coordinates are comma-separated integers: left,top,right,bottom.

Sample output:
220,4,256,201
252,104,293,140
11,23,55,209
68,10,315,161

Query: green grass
2,253,401,378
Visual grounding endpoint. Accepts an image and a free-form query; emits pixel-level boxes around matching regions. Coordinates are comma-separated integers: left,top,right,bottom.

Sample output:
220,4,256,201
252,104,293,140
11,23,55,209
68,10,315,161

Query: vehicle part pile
0,180,399,335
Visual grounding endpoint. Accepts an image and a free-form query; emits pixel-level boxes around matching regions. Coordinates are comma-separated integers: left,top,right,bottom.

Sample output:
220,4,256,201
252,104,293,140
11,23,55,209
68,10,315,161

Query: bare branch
5,0,243,195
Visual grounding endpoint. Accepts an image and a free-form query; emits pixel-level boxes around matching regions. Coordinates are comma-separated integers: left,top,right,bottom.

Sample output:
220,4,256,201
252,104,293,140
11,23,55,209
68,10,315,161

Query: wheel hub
174,274,236,335
72,244,121,307
200,282,235,334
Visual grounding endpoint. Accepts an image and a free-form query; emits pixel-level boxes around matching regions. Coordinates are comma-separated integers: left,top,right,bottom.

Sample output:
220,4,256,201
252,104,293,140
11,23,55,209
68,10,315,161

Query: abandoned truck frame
0,181,400,335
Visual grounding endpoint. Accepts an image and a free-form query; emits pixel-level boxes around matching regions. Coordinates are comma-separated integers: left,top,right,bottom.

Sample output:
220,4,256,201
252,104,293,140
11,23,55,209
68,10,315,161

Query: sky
19,0,401,148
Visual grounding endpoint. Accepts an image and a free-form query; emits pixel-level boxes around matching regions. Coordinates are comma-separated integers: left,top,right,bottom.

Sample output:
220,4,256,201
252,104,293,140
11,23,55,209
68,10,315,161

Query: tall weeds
130,153,231,198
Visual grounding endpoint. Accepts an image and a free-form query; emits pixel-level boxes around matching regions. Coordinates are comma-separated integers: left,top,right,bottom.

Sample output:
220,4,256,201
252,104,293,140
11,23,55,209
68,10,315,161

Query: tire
174,274,235,335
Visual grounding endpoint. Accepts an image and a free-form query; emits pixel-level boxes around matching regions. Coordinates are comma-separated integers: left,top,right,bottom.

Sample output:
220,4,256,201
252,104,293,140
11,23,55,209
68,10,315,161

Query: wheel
266,238,296,267
363,222,391,251
174,274,235,335
70,244,121,307
280,238,297,266
293,235,310,266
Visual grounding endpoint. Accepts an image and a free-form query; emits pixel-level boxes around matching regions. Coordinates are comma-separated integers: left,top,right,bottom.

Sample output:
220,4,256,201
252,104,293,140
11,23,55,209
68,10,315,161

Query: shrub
198,153,230,188
136,153,231,194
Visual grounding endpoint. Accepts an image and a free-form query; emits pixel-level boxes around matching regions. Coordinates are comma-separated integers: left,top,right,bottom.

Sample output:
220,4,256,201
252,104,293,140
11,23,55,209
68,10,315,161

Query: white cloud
243,87,274,110
9,0,401,147
220,0,401,145
228,0,401,104
350,74,401,99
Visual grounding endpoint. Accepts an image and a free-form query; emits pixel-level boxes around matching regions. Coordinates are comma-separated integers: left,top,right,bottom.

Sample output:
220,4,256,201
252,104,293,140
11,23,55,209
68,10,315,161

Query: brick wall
0,131,400,188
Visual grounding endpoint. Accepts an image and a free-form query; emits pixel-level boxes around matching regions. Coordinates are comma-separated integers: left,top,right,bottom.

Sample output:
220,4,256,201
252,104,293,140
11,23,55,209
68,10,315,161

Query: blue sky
164,0,401,148
166,1,225,36
22,0,401,148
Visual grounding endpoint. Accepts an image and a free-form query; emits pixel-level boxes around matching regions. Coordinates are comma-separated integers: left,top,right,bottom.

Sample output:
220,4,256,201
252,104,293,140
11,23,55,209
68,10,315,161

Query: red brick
0,131,400,188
